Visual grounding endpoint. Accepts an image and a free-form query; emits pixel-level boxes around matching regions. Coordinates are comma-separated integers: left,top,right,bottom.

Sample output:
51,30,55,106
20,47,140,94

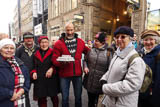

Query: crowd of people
0,22,160,107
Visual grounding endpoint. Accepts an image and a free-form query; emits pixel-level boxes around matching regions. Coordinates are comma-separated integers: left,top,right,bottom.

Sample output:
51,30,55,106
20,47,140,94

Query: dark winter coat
0,55,30,107
52,33,90,77
31,48,60,98
138,44,160,107
15,44,39,72
83,47,112,94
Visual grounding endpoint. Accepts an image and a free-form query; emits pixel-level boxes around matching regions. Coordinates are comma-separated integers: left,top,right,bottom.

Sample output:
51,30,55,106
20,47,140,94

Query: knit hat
114,26,134,37
38,36,48,44
0,38,16,49
95,32,106,43
141,29,160,39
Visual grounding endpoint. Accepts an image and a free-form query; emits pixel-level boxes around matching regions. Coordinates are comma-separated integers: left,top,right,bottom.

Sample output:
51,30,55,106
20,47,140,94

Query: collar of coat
115,44,135,59
0,55,24,67
34,48,53,62
59,33,78,40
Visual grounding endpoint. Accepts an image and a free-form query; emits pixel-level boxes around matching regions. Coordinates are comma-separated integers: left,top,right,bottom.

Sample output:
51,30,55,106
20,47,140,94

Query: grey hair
142,36,160,44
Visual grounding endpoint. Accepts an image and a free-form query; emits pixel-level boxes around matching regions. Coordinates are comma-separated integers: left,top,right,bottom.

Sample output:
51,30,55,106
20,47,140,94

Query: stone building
48,0,147,44
13,4,19,40
20,0,34,36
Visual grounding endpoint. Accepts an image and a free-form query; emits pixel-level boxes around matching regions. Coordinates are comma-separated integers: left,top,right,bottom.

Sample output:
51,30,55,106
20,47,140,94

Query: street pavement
29,83,88,107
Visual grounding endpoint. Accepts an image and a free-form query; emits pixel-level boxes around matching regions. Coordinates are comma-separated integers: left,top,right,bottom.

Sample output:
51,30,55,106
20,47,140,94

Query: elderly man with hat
138,29,160,107
15,32,39,107
100,26,146,107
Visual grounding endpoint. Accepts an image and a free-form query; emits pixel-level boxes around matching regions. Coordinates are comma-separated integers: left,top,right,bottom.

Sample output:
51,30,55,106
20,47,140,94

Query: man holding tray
52,22,90,107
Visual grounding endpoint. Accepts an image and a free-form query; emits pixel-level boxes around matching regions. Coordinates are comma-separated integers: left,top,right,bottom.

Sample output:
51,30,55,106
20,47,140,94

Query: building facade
48,0,147,44
13,4,19,40
20,0,33,36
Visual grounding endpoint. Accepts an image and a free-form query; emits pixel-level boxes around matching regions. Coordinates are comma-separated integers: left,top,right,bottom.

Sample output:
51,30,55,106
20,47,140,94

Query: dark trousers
25,93,31,107
87,92,99,107
38,96,59,107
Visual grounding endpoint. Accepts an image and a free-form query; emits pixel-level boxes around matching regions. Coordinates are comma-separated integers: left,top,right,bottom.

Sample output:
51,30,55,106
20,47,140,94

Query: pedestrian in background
52,22,90,107
132,34,138,49
100,26,146,107
0,38,30,107
31,36,60,107
83,32,113,107
15,32,39,107
138,30,160,107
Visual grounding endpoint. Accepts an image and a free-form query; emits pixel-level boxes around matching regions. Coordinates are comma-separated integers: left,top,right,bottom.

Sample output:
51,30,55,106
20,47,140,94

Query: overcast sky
0,0,159,35
0,0,16,34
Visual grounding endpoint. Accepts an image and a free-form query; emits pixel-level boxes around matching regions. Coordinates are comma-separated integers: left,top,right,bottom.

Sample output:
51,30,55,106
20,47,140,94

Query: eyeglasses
115,35,128,40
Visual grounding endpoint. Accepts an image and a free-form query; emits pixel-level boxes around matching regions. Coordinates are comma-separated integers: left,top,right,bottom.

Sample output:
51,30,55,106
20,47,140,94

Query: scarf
24,44,35,57
7,57,25,107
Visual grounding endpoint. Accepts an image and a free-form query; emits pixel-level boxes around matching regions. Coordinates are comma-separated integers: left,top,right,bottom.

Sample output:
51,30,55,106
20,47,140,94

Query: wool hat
95,32,106,43
114,26,134,37
0,38,16,49
38,36,48,44
141,29,160,39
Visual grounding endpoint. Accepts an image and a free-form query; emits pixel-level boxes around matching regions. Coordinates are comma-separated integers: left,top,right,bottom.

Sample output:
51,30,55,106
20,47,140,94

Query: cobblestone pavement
29,83,88,107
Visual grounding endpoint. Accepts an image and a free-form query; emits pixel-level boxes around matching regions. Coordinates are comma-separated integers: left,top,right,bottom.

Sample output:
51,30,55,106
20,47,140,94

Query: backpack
128,53,152,93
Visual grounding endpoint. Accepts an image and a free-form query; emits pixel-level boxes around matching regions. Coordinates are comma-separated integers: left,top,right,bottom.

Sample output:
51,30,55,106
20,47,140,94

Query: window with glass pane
72,0,78,9
54,0,58,17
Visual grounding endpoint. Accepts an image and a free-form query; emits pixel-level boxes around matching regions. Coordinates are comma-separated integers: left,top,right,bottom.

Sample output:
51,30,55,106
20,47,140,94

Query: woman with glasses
100,26,146,107
0,39,30,107
31,36,60,107
138,30,160,107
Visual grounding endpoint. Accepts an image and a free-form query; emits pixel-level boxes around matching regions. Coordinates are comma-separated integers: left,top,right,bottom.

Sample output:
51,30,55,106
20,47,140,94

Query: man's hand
84,67,89,74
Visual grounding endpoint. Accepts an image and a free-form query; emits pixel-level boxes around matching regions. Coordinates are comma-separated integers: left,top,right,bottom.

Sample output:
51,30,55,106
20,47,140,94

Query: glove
100,80,107,86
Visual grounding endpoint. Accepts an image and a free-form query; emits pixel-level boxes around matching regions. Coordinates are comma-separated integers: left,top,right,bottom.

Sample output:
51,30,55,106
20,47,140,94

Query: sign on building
34,23,43,35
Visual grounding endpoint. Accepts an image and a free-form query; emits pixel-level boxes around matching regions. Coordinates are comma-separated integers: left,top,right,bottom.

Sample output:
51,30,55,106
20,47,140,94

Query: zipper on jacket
90,49,99,89
73,61,76,76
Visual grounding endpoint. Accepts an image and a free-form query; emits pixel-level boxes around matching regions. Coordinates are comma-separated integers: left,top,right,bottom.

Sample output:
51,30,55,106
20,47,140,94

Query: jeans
60,76,82,107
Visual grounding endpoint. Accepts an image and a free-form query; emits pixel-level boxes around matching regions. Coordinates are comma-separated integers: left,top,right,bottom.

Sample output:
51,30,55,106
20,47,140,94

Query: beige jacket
101,45,146,107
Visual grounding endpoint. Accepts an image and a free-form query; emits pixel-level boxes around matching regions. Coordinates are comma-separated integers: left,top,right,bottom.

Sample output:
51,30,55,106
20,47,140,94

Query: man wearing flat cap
15,32,39,107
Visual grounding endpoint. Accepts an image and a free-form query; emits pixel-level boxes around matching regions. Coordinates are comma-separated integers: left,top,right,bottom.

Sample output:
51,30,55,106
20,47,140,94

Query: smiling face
0,44,15,59
65,23,75,38
94,39,104,48
115,34,130,50
143,36,156,51
40,39,49,51
23,37,34,48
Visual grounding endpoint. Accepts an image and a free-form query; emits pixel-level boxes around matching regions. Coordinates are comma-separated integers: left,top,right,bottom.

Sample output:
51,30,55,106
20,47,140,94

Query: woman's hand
33,72,37,80
10,91,17,101
84,67,89,74
46,67,53,78
10,88,24,101
16,88,24,99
